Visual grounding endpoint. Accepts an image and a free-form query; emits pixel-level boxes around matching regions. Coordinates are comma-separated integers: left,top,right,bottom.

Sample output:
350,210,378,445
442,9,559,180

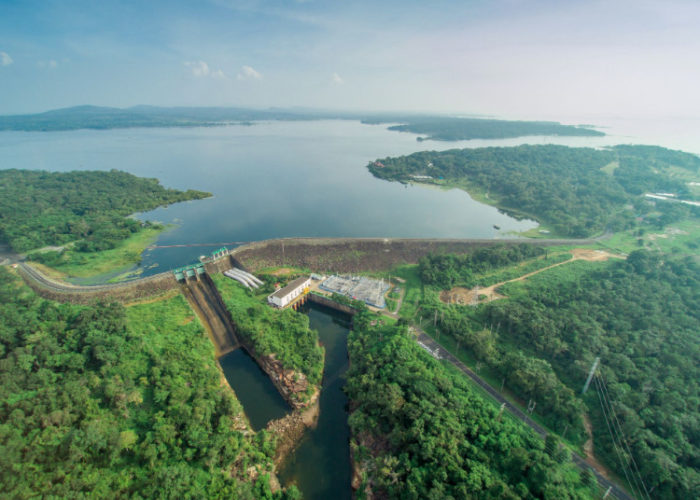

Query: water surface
3,117,698,275
219,348,290,431
279,303,352,500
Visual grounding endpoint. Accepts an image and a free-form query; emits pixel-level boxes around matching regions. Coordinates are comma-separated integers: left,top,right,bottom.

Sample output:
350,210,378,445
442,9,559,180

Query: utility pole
527,399,536,414
582,357,600,394
496,402,506,422
434,310,437,327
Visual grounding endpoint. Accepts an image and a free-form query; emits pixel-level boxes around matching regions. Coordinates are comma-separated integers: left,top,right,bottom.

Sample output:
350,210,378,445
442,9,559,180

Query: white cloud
332,72,344,85
237,65,262,80
184,60,227,79
37,59,58,69
185,60,211,77
0,51,13,66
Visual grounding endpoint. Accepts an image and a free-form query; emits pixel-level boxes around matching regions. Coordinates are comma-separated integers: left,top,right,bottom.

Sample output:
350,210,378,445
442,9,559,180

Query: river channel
279,303,352,499
219,301,352,499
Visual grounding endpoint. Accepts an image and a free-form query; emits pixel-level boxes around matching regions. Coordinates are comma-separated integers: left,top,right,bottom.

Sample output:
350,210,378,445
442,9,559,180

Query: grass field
34,226,165,279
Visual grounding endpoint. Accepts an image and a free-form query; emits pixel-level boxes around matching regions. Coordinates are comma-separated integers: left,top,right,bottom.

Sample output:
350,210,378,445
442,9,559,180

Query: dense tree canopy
369,144,700,237
418,244,546,288
0,267,297,498
361,116,604,141
418,250,699,499
346,311,596,499
0,169,210,252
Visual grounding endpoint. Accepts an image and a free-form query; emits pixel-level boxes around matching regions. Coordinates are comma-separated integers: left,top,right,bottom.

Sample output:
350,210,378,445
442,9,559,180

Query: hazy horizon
1,1,698,121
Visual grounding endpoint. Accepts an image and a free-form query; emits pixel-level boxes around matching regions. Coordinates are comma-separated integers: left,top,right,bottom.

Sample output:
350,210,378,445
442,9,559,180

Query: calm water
219,348,290,431
0,120,542,274
279,303,352,500
2,117,699,276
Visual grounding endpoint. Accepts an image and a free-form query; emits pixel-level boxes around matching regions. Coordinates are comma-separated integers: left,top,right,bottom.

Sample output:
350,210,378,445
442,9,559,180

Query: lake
2,117,697,274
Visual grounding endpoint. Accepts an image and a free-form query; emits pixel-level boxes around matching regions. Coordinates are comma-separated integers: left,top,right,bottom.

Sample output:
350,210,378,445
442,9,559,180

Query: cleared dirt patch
571,248,618,261
440,248,621,305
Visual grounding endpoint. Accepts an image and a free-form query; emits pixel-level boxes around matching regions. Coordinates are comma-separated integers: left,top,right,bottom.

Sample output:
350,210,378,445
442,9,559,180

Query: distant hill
0,105,604,139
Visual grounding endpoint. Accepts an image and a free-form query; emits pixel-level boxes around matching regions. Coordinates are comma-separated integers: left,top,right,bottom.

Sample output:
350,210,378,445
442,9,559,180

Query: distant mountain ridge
0,105,604,139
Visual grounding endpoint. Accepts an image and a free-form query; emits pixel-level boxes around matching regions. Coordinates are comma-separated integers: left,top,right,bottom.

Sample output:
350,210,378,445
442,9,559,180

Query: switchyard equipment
320,275,390,308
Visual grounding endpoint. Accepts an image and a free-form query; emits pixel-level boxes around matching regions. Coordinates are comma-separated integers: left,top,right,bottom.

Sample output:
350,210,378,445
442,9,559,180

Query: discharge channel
219,348,290,431
279,302,353,499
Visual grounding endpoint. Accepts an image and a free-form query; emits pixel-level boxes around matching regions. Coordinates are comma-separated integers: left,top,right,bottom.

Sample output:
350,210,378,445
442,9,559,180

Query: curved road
415,329,632,500
17,262,170,294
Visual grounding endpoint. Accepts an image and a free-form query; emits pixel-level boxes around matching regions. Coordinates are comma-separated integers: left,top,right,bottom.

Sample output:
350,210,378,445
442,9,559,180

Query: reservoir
279,302,353,500
2,117,700,278
0,120,550,275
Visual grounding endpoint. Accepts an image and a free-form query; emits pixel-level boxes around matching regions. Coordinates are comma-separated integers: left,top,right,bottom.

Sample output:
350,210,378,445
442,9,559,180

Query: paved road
17,262,169,294
414,328,633,500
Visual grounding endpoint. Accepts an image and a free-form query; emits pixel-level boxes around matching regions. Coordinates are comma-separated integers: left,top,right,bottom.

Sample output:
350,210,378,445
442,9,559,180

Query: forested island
369,144,700,237
362,115,604,141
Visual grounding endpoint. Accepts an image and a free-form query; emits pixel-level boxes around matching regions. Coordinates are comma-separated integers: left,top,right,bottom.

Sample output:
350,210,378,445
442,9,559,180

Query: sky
0,0,698,119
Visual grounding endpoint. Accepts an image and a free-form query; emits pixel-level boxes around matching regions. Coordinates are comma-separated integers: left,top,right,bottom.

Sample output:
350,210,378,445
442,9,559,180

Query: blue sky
0,0,698,118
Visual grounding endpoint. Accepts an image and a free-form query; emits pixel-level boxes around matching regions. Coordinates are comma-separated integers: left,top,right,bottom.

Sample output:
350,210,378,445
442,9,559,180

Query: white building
267,276,311,308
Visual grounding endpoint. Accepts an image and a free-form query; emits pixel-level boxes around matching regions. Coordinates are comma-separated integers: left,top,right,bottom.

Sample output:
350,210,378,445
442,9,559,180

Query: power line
593,375,641,500
596,371,651,500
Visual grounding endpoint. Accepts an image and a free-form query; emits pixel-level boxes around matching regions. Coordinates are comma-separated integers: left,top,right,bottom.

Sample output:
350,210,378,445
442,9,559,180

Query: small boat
493,225,501,230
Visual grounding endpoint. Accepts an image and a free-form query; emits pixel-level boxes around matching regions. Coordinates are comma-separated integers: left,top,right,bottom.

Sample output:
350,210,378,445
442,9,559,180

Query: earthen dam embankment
229,237,591,274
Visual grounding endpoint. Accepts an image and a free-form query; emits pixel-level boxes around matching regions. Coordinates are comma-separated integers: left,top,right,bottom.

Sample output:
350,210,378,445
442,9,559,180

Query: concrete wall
308,293,357,316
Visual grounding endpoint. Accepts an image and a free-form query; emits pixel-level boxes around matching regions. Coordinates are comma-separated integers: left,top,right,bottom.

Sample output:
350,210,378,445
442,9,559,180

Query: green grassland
28,225,165,279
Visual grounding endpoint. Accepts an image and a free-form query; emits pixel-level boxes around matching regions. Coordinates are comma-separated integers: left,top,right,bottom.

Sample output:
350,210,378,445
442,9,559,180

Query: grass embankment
30,226,164,280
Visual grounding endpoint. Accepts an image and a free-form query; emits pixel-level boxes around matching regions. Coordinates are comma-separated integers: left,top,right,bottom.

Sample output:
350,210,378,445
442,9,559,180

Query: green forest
213,274,324,402
346,309,598,499
362,116,604,141
369,144,700,237
418,243,546,288
416,249,699,499
0,268,298,499
0,169,210,252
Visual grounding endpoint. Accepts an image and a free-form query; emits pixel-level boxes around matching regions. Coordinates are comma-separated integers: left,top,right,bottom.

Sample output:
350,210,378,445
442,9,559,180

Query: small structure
268,276,311,308
174,263,206,282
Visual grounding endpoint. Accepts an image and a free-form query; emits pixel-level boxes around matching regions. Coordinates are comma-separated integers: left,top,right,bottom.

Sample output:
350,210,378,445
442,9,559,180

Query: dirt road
442,249,622,305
